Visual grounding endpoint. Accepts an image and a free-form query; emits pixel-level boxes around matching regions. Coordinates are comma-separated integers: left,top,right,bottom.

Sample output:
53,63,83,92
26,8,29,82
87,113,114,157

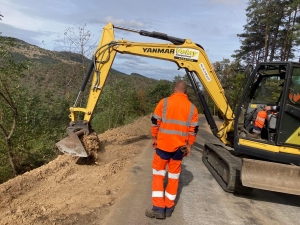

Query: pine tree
233,0,300,65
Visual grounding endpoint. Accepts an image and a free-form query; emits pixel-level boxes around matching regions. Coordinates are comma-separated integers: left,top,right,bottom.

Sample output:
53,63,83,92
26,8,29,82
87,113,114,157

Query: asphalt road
103,117,300,225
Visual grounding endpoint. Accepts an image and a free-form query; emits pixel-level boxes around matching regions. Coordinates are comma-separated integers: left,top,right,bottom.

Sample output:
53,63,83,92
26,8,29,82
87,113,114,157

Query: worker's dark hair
175,81,187,94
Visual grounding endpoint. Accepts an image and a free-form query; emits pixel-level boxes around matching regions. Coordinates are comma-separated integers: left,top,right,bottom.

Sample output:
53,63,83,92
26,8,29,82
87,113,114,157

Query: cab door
277,65,300,148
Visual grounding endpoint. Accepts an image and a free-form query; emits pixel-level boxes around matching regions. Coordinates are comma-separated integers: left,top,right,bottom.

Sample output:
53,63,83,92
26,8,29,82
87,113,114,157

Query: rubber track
202,143,253,194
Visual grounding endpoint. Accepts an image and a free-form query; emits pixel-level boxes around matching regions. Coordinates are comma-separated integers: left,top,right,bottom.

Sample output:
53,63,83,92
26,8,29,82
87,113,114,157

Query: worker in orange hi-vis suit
145,81,199,220
250,109,268,139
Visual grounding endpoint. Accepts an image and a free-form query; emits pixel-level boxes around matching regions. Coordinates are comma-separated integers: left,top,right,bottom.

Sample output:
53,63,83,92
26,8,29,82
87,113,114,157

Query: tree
92,78,153,133
147,80,173,107
0,13,3,36
172,74,201,109
173,75,181,83
0,37,28,176
61,23,96,63
233,0,300,65
280,1,300,61
55,24,98,111
213,59,247,111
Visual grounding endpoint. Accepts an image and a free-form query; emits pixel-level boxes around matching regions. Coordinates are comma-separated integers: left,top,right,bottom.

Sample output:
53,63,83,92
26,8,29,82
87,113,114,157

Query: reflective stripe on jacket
151,93,199,152
254,110,267,129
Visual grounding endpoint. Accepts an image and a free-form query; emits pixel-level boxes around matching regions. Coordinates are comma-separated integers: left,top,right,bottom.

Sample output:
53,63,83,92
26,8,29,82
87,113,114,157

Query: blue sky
0,0,248,80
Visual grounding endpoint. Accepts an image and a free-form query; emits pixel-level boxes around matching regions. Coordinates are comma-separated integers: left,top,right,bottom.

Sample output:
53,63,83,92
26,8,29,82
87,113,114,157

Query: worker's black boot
166,212,172,217
145,208,166,219
166,207,174,217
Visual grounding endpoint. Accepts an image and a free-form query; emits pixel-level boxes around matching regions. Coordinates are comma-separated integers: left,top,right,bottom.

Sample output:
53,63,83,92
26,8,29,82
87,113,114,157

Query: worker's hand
152,137,157,149
186,144,192,157
180,146,188,156
265,106,271,111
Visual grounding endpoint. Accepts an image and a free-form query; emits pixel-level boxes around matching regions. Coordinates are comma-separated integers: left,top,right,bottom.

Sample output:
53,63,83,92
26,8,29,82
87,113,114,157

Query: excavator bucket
55,132,88,157
241,158,300,195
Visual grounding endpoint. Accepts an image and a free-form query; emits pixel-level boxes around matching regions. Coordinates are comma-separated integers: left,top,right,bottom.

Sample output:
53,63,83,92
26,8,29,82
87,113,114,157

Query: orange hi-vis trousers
152,148,184,213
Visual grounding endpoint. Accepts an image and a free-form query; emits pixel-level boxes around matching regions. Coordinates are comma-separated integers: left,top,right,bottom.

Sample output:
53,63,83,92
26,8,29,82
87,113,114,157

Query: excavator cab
240,63,286,141
227,62,300,195
237,62,300,151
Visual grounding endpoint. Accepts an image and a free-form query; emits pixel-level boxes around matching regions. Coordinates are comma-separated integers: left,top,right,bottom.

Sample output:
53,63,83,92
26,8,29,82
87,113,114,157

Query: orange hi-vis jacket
151,93,199,152
289,92,300,103
254,110,268,129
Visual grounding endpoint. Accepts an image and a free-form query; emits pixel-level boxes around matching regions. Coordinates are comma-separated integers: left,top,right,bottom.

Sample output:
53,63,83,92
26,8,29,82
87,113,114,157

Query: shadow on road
162,165,194,207
193,142,204,153
234,189,300,207
175,164,194,206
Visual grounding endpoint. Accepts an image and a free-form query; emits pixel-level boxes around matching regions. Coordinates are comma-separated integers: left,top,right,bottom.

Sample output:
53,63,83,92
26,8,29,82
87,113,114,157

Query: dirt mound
0,115,152,225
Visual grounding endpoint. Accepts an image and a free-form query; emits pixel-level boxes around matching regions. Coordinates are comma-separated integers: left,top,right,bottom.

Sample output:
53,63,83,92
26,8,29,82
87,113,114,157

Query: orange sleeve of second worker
294,93,300,102
151,99,163,138
188,106,199,146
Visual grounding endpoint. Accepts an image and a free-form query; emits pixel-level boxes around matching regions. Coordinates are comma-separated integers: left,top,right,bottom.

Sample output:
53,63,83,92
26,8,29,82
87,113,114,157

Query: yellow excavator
56,23,300,195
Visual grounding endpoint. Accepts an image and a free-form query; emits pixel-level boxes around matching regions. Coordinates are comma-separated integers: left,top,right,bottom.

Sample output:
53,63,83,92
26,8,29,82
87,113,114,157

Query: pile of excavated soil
0,115,152,225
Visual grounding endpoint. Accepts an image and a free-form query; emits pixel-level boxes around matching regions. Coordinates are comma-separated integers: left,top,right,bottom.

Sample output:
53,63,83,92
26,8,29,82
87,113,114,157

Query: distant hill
130,72,148,78
11,37,87,64
4,37,161,100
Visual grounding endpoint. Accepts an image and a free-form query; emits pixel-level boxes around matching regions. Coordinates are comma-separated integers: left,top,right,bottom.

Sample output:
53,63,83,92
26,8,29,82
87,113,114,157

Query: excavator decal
174,48,199,62
175,48,199,57
199,63,211,82
142,48,175,54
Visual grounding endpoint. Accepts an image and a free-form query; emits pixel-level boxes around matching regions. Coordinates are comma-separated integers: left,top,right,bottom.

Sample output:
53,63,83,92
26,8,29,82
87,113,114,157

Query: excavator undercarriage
203,142,300,195
202,143,253,194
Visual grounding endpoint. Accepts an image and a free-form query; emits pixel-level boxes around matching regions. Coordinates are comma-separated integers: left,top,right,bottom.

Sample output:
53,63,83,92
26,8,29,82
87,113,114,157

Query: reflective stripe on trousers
152,148,183,209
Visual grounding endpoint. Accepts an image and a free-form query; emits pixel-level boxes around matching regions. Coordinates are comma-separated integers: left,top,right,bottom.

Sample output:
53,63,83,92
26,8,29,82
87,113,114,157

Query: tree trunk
263,0,271,62
264,24,269,62
0,78,19,176
269,2,285,61
283,14,291,60
286,6,298,60
6,139,17,176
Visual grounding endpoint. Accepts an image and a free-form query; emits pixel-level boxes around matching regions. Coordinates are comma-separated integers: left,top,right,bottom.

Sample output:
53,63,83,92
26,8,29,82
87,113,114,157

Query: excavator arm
57,23,235,157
